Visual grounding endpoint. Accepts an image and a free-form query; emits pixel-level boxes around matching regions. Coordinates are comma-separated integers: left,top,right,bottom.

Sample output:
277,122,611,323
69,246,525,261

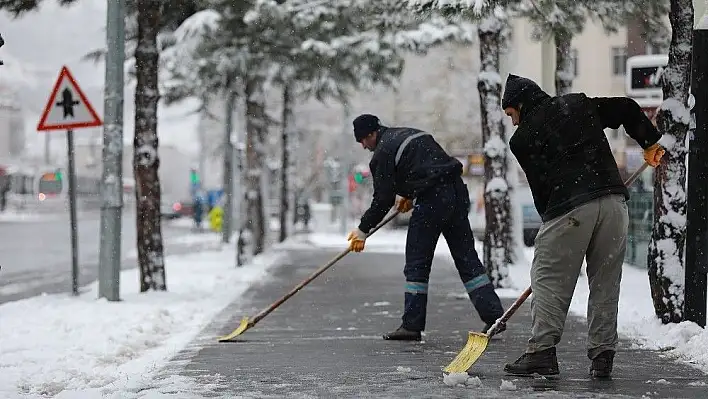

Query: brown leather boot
382,326,421,341
504,347,560,377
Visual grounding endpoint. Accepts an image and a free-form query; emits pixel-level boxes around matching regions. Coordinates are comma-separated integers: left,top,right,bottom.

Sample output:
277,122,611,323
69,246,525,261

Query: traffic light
354,172,364,184
190,169,200,185
353,170,370,184
55,171,62,181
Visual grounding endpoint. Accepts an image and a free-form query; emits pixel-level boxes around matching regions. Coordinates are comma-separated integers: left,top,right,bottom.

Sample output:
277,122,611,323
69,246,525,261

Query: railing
625,190,654,267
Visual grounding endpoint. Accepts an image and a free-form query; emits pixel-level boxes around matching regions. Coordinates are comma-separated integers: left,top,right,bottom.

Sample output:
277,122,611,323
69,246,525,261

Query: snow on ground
1,211,706,398
0,240,288,398
300,224,708,374
0,211,62,222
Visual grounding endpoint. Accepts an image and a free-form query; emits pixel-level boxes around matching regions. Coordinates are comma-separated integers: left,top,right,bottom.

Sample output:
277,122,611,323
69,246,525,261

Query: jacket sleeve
590,97,662,149
358,154,396,234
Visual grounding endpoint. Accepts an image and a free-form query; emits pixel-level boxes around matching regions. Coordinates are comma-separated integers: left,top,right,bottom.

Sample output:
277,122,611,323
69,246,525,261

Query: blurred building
0,85,26,161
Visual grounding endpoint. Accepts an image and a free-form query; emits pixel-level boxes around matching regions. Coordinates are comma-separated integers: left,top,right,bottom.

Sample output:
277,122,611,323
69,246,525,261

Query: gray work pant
528,194,628,360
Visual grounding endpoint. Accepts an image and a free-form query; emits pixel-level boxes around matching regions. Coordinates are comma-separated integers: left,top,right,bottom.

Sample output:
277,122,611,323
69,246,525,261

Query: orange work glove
643,143,666,167
396,197,414,213
347,228,367,252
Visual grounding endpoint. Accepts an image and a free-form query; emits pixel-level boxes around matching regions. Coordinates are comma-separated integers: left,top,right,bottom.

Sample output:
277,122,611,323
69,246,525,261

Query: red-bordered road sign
37,65,103,131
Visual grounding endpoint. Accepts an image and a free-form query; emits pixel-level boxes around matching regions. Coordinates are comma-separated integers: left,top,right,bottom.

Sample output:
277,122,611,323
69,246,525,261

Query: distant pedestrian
346,114,506,341
501,74,664,378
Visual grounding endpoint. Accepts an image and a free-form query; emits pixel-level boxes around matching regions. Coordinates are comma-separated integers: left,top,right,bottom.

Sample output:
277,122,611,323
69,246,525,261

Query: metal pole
44,134,51,165
66,129,80,296
98,0,125,301
222,91,236,243
340,103,351,235
686,0,708,328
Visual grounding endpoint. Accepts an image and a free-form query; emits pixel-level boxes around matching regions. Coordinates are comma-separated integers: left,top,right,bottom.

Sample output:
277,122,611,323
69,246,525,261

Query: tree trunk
134,0,166,292
647,0,693,324
478,9,512,288
554,30,573,96
279,84,293,242
244,78,267,255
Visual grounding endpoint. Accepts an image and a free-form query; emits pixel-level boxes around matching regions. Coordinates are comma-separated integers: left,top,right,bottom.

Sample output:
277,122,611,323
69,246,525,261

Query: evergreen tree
163,0,475,257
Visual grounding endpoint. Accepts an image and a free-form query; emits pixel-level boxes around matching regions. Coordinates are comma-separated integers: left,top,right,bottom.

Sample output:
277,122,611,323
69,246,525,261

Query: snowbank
0,245,287,398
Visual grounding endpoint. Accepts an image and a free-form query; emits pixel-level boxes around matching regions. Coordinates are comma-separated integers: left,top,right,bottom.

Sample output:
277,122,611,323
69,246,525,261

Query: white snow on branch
485,176,509,194
483,134,506,158
660,98,691,125
172,9,221,43
407,0,489,14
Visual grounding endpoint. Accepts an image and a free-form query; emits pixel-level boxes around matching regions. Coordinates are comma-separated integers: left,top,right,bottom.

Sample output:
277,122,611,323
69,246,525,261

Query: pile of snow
0,245,288,398
443,373,483,387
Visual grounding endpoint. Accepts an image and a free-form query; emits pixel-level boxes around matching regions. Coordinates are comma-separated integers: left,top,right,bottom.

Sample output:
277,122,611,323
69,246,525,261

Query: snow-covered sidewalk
1,224,706,398
303,228,708,374
0,236,289,398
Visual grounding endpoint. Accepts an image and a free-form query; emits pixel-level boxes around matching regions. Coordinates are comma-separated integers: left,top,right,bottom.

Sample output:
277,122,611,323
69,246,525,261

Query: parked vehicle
470,185,541,247
161,197,194,219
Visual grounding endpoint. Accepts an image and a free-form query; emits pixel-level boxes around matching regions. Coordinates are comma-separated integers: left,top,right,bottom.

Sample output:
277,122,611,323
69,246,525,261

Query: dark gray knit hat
353,114,381,142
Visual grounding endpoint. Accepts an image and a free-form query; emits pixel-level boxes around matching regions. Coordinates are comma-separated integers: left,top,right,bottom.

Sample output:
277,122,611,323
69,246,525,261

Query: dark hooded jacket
502,74,661,222
358,127,462,233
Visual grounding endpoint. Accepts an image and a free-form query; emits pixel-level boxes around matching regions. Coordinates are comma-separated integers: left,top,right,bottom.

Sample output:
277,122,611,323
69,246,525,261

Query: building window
612,46,627,76
571,48,579,77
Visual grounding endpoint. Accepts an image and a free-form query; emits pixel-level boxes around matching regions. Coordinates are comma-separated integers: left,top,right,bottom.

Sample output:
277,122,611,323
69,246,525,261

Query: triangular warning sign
37,65,103,131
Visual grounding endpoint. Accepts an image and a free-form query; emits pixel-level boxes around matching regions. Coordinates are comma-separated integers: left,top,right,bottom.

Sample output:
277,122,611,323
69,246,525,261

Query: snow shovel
217,209,401,342
442,162,649,374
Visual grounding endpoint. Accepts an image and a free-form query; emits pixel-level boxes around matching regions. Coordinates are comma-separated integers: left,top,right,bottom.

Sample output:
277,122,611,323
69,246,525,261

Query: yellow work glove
396,196,414,213
347,228,367,252
644,143,665,167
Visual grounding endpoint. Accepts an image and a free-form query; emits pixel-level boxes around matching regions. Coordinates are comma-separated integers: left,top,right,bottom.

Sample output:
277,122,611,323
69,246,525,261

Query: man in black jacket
500,74,665,379
346,114,506,341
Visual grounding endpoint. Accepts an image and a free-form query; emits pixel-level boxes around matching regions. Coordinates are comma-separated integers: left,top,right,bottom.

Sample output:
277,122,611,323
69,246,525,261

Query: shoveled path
157,243,708,398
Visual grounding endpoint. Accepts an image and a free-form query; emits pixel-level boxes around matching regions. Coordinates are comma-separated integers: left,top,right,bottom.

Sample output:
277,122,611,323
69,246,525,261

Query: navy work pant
402,178,504,332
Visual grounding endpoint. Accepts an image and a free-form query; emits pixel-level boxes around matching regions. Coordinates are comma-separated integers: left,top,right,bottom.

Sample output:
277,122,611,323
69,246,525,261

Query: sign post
66,129,79,295
37,65,103,296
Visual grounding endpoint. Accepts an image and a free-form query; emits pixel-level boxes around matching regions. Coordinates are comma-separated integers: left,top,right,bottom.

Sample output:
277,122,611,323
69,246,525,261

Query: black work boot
482,321,507,336
590,350,615,379
504,347,560,377
383,326,421,341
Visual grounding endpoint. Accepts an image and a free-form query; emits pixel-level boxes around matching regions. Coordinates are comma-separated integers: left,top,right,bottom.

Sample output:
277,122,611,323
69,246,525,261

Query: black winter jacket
358,127,462,233
507,83,661,222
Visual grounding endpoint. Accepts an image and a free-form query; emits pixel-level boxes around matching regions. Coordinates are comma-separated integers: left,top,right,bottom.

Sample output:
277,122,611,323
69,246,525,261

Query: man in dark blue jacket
346,114,505,341
501,74,664,379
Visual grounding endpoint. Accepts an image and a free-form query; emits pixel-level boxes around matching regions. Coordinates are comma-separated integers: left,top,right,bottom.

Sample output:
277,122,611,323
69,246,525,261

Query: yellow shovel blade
217,317,251,342
443,331,491,374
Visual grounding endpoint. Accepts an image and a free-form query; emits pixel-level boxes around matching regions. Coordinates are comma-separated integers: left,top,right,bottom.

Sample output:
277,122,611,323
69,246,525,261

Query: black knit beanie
353,114,381,142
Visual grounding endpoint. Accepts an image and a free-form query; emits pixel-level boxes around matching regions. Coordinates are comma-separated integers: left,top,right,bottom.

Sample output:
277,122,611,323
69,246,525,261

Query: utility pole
44,134,51,165
686,0,708,328
222,91,236,243
340,103,351,235
98,0,125,301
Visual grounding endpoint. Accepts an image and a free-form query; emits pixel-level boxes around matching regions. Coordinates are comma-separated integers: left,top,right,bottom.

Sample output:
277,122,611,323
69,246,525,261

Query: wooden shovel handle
624,162,649,187
251,210,401,324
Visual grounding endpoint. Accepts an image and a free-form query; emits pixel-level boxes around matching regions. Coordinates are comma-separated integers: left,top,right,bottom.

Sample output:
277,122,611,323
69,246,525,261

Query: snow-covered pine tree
246,0,475,242
512,0,584,95
647,0,693,324
126,0,207,292
478,6,513,287
514,0,669,96
406,0,513,287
